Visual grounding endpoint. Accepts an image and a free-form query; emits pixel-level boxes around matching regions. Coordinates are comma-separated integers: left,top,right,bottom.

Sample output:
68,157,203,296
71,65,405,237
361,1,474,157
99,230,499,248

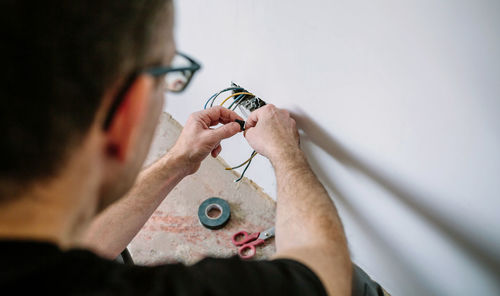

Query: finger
199,106,244,127
243,125,255,139
211,144,222,158
212,107,244,125
211,122,241,140
245,104,275,129
245,108,262,130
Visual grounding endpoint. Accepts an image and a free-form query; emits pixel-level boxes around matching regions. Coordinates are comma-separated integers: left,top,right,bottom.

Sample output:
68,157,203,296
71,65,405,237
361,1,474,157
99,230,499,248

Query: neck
0,143,102,250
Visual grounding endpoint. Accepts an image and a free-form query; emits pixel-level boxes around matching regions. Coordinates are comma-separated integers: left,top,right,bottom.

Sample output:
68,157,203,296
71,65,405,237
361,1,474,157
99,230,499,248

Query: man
0,1,360,295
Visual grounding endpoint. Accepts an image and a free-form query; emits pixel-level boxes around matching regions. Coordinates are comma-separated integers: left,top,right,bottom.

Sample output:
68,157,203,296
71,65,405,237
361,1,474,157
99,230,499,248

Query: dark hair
0,0,171,198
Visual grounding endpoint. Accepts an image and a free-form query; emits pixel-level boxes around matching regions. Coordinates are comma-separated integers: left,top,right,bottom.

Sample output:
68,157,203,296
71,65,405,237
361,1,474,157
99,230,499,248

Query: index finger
196,106,244,127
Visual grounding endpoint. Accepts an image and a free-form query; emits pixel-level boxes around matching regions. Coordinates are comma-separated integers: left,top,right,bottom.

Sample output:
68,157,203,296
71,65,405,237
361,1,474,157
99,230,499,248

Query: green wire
235,156,253,182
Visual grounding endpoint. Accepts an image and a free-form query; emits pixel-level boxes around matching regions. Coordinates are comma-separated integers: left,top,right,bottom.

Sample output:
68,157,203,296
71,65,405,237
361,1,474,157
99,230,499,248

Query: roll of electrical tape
198,197,231,230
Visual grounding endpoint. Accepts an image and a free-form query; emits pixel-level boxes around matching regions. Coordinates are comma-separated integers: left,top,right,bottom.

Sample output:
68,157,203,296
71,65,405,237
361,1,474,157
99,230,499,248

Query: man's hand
169,106,243,175
245,104,352,296
244,104,300,163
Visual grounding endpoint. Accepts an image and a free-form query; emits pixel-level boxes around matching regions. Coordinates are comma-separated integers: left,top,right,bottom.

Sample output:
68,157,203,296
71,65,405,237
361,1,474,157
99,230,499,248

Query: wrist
161,150,194,178
270,147,308,172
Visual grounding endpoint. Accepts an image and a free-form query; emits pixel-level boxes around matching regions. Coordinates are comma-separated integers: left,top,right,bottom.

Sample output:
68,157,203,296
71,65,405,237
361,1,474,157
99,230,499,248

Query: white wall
166,1,500,295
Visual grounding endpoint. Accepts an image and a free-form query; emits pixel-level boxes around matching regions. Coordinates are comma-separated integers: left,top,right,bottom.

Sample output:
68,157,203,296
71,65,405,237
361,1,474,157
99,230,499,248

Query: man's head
0,0,174,209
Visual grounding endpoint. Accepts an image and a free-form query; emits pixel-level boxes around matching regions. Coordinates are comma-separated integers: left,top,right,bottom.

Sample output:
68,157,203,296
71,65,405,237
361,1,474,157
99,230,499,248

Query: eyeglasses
145,51,201,92
104,51,201,129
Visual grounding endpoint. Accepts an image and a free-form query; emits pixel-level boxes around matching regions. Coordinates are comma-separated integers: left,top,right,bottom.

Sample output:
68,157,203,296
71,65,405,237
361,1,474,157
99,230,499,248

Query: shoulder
79,255,327,296
76,254,328,296
1,242,326,296
178,256,328,296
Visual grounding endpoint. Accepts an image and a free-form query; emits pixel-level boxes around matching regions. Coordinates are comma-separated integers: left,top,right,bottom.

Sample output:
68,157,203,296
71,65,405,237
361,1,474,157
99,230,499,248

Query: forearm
82,107,242,259
82,153,188,259
272,149,351,296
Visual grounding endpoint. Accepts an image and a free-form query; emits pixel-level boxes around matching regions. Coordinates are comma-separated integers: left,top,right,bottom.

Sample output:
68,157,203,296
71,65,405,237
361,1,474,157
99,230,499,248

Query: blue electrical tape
198,197,231,230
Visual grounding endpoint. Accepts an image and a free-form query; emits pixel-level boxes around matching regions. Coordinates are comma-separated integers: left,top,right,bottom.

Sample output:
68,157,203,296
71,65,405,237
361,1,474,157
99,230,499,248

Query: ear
105,75,154,162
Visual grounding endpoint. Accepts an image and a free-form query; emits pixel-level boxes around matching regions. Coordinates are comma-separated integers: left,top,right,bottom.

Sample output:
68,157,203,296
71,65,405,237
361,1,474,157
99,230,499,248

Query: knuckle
265,104,276,110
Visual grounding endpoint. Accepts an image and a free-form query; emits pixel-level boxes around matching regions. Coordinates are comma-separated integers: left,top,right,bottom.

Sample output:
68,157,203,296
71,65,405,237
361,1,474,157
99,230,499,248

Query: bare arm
82,106,243,259
244,105,352,296
81,153,187,259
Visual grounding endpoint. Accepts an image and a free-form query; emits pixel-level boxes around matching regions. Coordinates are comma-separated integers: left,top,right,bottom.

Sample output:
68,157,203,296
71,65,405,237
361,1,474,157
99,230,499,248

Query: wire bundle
203,83,264,182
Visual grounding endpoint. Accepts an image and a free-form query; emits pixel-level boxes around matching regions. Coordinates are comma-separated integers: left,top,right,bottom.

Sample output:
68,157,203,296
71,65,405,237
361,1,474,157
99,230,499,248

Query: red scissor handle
231,231,260,246
238,239,265,259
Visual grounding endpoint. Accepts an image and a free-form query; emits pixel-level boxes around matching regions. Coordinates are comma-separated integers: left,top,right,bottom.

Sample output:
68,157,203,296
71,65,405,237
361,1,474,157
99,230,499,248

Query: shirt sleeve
131,256,328,296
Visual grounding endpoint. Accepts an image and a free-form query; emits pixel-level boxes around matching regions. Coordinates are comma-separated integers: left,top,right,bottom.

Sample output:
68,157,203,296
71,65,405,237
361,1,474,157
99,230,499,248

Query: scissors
231,226,275,259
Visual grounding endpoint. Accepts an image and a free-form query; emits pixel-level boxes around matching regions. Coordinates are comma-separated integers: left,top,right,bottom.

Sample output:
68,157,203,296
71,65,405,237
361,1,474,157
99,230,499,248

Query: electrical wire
202,84,263,182
225,151,257,171
231,98,245,111
219,92,253,107
210,87,244,108
222,91,257,182
204,93,218,109
227,94,247,109
213,87,242,106
234,156,254,182
204,87,243,109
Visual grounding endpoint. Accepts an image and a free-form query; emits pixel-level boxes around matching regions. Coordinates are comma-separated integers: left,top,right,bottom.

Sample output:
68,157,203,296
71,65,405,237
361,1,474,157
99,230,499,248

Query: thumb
212,122,241,140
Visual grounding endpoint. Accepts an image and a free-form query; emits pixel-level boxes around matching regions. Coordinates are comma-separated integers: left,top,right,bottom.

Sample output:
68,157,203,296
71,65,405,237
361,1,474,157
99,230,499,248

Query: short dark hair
0,0,171,198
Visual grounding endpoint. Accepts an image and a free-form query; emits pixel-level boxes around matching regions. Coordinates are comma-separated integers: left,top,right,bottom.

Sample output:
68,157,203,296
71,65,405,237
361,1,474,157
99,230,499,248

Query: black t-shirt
0,241,327,295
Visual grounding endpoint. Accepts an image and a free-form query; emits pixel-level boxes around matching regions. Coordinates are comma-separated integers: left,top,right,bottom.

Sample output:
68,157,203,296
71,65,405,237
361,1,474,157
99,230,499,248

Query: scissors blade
257,226,275,240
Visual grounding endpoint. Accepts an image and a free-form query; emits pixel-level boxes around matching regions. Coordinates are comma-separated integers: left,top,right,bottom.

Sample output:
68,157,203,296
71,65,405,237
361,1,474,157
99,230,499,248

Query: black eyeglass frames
103,51,201,129
145,51,201,92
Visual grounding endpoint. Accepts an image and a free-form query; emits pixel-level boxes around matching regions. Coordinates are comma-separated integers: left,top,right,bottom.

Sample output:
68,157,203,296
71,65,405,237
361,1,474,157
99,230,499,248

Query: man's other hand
169,106,243,175
244,105,300,163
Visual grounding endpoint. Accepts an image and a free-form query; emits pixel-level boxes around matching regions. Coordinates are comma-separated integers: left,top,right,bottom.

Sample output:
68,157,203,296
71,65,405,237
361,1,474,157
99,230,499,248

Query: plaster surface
129,113,276,265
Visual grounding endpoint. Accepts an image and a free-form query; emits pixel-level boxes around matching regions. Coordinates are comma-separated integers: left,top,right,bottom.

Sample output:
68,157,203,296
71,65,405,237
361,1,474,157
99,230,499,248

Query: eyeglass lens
165,54,193,92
